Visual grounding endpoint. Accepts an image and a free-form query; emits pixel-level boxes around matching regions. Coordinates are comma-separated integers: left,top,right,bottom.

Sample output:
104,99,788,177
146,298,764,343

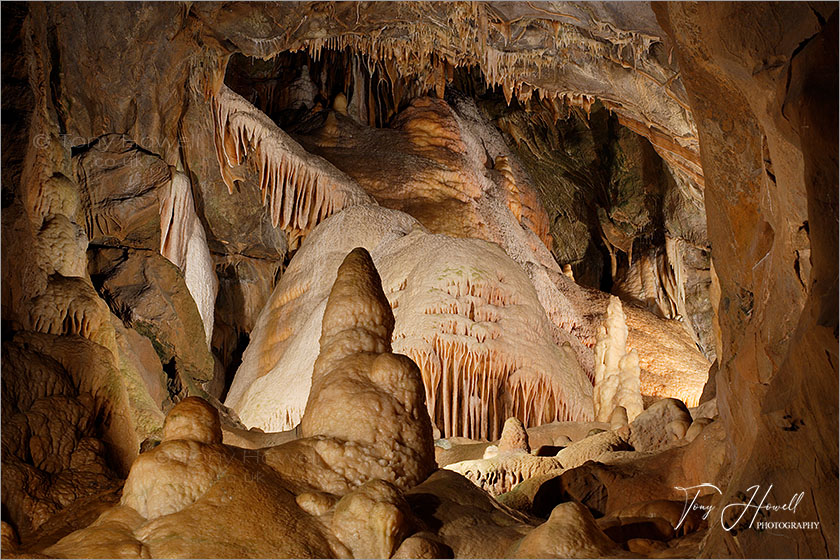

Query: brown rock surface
90,247,216,396
73,134,170,249
629,397,693,452
527,420,727,520
405,469,538,558
655,3,838,556
507,501,626,559
2,2,836,558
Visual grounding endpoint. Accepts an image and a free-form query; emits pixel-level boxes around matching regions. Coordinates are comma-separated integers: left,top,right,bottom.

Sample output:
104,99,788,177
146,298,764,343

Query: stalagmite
265,246,436,494
227,206,594,438
498,417,530,453
226,206,419,431
159,168,218,348
593,296,644,423
211,84,371,245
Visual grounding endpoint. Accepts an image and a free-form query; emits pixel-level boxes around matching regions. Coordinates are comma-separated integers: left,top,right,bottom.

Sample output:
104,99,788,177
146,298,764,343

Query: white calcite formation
383,232,593,439
227,205,594,437
225,205,419,431
159,168,218,347
593,296,644,423
445,452,563,497
211,84,371,247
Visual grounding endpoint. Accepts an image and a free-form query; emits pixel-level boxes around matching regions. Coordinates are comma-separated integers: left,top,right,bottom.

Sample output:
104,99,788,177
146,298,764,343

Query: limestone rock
1,337,121,538
91,248,215,396
507,502,625,558
392,533,454,559
684,417,714,443
405,470,537,558
536,421,727,518
555,428,633,471
604,499,705,538
629,398,692,452
656,3,838,555
524,421,612,449
331,480,413,559
495,469,565,516
73,134,170,249
609,406,629,430
435,439,493,468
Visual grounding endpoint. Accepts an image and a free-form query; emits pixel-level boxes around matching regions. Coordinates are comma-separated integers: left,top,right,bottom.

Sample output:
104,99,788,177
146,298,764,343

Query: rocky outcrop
507,502,626,559
655,3,838,556
90,248,217,399
40,249,438,556
405,469,538,558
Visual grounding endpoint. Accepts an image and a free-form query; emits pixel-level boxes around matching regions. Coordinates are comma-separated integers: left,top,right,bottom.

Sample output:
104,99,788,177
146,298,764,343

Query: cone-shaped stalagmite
299,247,436,490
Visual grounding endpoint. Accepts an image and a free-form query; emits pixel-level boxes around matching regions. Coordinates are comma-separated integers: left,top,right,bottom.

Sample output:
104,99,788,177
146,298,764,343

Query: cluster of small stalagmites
593,296,644,423
444,394,718,502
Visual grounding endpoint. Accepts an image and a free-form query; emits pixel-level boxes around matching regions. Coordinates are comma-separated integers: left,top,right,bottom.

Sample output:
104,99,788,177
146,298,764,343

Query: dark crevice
162,358,184,404
46,25,67,135
782,30,821,121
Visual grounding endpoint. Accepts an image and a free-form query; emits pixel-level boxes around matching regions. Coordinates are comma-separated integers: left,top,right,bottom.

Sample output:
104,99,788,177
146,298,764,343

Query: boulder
507,502,626,558
629,398,692,452
91,248,216,396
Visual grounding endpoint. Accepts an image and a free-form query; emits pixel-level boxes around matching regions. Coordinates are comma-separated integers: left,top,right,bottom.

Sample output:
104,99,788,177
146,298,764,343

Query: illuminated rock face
228,205,594,438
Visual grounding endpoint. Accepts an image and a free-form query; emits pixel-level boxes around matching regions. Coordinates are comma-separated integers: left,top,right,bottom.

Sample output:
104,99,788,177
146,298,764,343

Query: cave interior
1,2,837,558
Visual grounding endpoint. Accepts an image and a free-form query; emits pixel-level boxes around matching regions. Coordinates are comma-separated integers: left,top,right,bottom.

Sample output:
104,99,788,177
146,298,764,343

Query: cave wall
656,3,838,556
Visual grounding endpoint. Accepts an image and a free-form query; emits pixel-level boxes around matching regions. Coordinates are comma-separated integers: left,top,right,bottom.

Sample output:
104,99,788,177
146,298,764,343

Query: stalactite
211,85,371,246
288,14,612,123
394,274,592,440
